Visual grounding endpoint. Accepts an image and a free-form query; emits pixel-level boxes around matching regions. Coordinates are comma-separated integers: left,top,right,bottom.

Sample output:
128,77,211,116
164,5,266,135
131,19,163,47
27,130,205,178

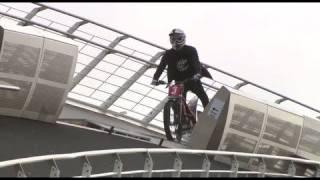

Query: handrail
0,148,319,168
0,148,319,177
33,3,168,51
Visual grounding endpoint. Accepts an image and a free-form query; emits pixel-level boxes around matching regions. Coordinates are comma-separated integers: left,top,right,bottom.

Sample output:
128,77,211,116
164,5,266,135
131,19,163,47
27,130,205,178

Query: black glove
192,73,201,81
151,79,158,86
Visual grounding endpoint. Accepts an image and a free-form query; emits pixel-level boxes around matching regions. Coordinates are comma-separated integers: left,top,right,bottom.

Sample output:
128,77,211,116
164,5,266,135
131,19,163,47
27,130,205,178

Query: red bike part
168,84,183,97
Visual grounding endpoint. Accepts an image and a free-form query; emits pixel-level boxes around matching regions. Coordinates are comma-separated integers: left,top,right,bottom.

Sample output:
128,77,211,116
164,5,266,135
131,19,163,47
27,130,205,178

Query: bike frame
167,83,197,125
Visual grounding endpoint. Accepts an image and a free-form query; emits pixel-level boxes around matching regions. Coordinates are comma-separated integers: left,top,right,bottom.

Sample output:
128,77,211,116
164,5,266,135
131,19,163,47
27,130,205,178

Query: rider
151,28,211,109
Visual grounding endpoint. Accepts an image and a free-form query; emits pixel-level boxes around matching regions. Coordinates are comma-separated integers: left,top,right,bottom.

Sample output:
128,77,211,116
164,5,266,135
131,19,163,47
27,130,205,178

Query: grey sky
36,3,320,117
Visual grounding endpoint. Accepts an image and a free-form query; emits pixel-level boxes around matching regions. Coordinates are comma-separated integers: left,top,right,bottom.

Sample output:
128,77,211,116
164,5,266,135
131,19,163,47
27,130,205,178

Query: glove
192,73,201,81
151,79,158,86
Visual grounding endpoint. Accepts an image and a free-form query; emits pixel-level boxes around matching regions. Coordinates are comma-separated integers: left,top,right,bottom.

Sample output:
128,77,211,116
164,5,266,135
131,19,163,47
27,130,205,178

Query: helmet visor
170,34,185,44
170,35,184,42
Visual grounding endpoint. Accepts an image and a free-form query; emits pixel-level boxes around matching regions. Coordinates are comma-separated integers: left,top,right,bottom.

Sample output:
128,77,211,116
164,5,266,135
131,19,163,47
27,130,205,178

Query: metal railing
0,148,319,177
0,3,319,134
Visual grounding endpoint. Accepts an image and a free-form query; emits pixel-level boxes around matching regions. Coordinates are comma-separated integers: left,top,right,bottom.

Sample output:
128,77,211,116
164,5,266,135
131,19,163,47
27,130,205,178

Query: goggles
170,35,185,41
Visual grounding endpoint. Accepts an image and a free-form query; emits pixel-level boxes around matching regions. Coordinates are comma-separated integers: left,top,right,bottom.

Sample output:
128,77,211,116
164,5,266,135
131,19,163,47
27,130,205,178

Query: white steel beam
67,20,88,35
17,6,46,26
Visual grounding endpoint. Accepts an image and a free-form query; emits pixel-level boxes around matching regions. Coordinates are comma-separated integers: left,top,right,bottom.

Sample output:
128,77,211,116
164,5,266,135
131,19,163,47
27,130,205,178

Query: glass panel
299,128,320,155
68,93,102,106
220,133,257,153
114,67,135,78
230,104,265,137
140,97,160,107
132,104,153,115
219,133,257,163
87,69,110,81
297,117,320,159
105,75,127,87
114,98,136,110
99,83,119,94
263,115,301,148
91,91,111,102
72,84,95,96
121,90,144,103
79,77,103,89
129,83,152,95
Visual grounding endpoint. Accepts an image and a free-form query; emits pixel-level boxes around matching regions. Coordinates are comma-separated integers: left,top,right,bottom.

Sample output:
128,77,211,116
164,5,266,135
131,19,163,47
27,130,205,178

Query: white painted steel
0,148,319,177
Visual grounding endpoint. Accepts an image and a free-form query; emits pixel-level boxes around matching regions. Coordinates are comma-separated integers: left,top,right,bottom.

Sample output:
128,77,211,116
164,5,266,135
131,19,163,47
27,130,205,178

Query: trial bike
156,78,199,142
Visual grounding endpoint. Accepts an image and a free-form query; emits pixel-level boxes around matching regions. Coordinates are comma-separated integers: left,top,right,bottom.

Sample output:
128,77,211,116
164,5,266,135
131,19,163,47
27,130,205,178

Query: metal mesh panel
39,49,74,84
0,41,40,77
0,78,32,109
25,83,65,115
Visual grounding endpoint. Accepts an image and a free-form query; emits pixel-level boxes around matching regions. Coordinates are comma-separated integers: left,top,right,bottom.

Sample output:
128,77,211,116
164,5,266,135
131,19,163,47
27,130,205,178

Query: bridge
0,3,320,177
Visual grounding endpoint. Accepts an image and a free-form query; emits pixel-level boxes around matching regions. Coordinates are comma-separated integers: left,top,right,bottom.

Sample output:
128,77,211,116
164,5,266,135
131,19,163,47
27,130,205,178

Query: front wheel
163,100,182,142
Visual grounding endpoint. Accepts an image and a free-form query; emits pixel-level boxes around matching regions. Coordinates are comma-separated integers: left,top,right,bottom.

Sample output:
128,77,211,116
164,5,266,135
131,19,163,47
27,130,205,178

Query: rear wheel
163,100,182,142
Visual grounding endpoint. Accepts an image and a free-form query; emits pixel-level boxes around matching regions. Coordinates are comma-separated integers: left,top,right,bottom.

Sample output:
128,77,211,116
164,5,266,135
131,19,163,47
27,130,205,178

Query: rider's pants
182,79,209,108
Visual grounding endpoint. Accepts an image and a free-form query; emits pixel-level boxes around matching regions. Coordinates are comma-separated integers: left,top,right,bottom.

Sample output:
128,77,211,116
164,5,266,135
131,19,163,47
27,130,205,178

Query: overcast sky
36,3,320,117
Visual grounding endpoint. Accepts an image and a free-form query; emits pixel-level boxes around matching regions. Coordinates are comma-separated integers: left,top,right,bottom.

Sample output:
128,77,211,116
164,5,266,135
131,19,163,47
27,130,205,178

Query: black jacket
153,45,212,83
153,45,200,83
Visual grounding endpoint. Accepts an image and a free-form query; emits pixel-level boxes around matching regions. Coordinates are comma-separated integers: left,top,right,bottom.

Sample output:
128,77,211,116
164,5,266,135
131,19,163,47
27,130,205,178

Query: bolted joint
200,154,211,177
143,152,153,177
113,154,123,177
257,157,266,177
275,97,287,104
230,155,239,177
288,161,296,177
81,156,92,177
234,81,249,90
172,152,183,177
117,35,129,41
66,20,88,35
16,164,27,177
315,165,320,177
49,159,60,177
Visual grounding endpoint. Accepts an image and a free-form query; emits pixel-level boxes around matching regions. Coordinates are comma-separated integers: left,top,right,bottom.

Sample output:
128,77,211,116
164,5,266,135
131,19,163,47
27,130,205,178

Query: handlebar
153,77,197,86
154,80,167,86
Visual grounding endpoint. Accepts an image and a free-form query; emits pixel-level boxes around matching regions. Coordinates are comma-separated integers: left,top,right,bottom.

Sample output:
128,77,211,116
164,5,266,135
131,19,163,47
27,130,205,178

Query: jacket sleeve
152,53,167,80
190,47,201,74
